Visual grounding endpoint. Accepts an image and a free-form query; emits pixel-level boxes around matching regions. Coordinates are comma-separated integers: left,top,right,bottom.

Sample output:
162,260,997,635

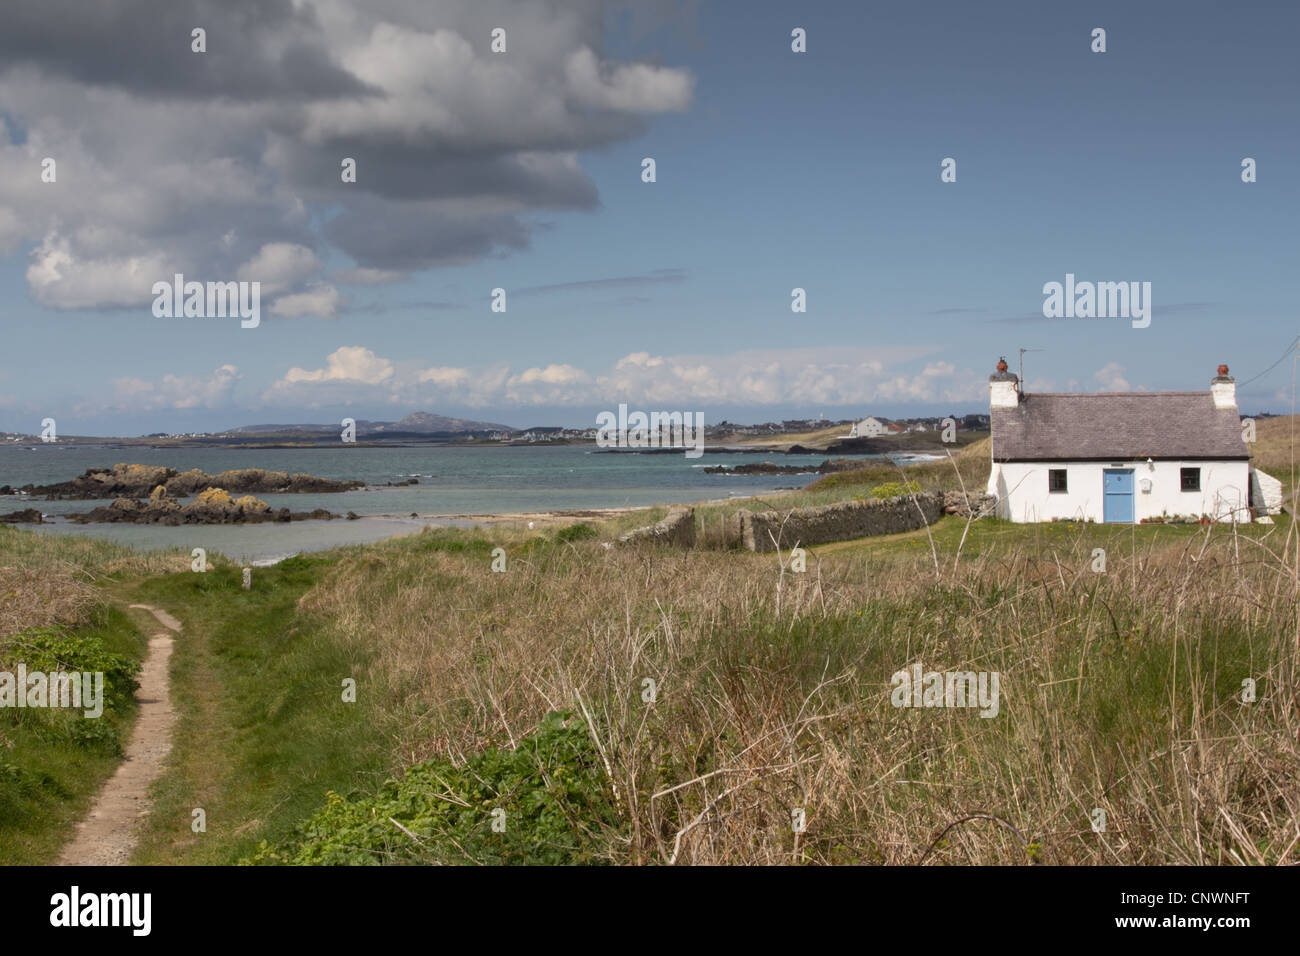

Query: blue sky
0,0,1296,435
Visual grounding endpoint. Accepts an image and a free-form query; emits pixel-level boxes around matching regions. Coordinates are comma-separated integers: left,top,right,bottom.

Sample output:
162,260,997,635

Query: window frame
1180,467,1201,493
1048,468,1068,494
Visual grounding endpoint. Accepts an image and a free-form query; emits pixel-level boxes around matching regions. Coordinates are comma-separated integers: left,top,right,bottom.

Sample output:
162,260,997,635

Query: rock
942,491,997,518
618,507,696,548
27,463,364,499
704,457,866,476
0,508,43,523
740,493,945,552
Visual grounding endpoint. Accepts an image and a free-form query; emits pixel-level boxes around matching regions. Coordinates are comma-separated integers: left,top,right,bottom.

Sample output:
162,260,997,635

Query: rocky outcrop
20,463,364,500
618,507,696,548
69,487,340,525
739,492,945,552
942,491,997,518
704,458,869,476
0,508,44,523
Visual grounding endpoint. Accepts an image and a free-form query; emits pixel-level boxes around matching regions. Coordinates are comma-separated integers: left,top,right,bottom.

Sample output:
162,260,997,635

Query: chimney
1211,363,1236,409
989,356,1019,409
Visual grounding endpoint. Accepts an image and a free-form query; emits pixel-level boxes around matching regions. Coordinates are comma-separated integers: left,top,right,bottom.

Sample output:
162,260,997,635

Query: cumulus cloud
262,344,981,410
0,0,696,309
281,346,393,386
236,243,322,294
99,364,241,412
268,283,341,318
1094,362,1132,392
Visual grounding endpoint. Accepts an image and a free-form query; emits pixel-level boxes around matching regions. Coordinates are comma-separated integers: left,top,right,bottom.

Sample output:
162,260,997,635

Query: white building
848,416,889,439
985,359,1276,524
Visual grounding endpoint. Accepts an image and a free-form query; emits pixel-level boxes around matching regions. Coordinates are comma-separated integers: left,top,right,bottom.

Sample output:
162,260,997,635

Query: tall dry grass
0,526,188,638
294,514,1299,865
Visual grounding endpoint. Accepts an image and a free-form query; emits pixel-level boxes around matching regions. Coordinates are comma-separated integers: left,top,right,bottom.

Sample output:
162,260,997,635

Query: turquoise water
0,443,891,562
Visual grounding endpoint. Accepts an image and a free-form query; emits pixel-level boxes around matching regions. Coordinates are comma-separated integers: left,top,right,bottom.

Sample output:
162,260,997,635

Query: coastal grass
5,430,1300,865
252,513,1298,865
123,552,398,865
0,527,184,864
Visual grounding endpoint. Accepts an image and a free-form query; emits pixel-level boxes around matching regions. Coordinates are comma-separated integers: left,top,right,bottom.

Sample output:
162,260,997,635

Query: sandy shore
407,493,764,528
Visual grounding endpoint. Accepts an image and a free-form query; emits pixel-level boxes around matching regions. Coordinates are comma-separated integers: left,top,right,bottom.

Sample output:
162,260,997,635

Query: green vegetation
125,554,396,865
0,525,174,864
2,427,1298,865
248,710,619,865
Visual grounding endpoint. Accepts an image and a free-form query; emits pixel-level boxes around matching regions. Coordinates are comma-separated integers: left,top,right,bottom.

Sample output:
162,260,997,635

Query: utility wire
1237,334,1300,388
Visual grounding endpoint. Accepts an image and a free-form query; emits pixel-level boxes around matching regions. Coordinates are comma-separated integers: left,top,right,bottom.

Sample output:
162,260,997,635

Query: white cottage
848,416,889,439
985,359,1275,524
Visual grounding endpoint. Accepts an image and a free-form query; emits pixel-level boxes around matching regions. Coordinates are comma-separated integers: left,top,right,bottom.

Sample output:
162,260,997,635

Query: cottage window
1048,469,1068,493
1180,467,1201,492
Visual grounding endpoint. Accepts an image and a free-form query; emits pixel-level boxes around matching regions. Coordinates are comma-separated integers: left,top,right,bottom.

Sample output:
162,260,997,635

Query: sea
0,442,914,563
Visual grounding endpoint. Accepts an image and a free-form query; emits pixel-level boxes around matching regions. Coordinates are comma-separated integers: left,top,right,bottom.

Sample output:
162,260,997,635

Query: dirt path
57,604,179,866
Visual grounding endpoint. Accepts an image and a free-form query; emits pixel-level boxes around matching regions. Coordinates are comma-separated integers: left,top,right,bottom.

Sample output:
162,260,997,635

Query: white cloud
97,364,241,412
1094,362,1131,392
269,283,341,318
263,343,981,410
563,47,694,112
26,233,169,309
0,2,695,308
282,346,393,386
237,243,321,295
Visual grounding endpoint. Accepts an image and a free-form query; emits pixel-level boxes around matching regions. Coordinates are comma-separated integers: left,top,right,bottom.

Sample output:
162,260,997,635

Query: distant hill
226,411,514,437
378,412,514,434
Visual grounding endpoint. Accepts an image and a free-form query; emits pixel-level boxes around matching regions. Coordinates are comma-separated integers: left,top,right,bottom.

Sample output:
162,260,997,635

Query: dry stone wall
739,492,945,552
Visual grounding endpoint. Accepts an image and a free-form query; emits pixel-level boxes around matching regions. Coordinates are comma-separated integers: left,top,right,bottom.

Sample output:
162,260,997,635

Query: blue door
1103,469,1134,523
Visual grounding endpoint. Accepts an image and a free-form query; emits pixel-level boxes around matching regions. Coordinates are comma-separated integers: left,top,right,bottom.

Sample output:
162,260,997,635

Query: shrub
246,710,620,865
867,480,922,499
555,523,599,543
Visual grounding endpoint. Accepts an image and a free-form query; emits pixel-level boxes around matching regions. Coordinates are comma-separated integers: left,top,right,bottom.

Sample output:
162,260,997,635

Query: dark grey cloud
325,201,530,272
0,0,370,101
0,0,695,308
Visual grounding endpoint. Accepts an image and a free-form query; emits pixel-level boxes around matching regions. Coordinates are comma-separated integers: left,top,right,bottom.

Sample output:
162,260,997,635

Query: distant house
908,422,929,433
986,358,1279,524
848,416,889,439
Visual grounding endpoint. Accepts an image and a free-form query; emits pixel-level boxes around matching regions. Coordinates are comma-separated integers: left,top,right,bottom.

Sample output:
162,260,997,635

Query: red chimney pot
996,358,1008,373
1217,364,1229,376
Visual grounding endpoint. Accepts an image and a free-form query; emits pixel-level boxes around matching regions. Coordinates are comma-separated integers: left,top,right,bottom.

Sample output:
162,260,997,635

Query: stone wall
942,491,998,518
739,492,944,552
619,507,697,548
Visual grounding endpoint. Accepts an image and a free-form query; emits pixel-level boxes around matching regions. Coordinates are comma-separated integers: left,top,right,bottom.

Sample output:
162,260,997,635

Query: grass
249,512,1298,865
124,553,396,865
3,433,1298,865
0,526,183,863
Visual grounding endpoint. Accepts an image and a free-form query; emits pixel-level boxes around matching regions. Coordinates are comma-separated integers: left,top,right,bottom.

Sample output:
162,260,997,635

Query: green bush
866,480,922,500
0,628,140,720
555,523,599,543
246,710,621,865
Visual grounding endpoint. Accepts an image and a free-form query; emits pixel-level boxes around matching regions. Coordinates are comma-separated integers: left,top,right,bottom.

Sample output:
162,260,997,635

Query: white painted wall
987,459,1251,523
851,417,887,438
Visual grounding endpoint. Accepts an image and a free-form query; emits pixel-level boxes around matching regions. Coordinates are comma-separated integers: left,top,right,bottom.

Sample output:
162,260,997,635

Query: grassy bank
0,527,184,863
240,514,1296,865
3,430,1298,864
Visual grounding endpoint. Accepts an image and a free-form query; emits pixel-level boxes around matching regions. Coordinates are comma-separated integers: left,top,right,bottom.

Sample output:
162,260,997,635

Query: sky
0,0,1297,436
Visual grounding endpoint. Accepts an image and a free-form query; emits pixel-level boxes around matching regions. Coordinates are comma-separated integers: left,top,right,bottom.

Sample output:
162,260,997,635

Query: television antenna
1018,347,1045,384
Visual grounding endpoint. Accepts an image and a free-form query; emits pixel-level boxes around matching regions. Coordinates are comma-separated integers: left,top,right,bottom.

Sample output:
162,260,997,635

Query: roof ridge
1024,391,1208,397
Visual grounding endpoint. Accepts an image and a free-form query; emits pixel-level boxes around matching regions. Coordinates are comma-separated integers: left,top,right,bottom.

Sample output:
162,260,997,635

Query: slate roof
991,392,1249,461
